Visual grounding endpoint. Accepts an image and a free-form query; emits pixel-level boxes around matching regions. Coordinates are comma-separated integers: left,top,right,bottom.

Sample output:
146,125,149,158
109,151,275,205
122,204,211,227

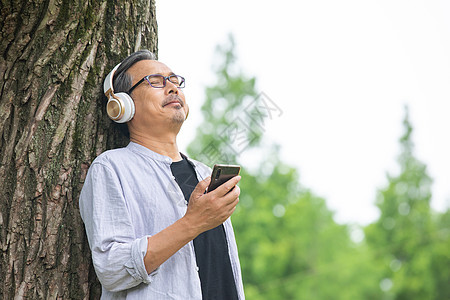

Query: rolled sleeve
125,235,158,282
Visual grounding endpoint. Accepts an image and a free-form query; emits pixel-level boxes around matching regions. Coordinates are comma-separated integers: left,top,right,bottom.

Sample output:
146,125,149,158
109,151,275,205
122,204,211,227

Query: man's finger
192,177,211,197
213,175,241,196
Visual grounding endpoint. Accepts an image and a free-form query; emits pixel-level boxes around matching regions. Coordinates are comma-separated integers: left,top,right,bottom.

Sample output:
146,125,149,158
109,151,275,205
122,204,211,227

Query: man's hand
184,175,241,237
144,175,241,274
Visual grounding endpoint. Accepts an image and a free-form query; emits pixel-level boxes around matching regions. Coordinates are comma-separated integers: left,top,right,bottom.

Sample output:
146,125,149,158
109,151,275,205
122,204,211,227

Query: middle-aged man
79,50,245,299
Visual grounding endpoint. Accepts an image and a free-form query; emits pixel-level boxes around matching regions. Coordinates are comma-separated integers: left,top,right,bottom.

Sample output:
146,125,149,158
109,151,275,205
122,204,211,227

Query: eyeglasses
127,74,185,94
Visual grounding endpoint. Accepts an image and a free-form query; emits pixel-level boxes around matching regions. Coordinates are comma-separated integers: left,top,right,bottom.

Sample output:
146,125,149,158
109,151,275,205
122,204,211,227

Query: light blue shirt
79,142,245,299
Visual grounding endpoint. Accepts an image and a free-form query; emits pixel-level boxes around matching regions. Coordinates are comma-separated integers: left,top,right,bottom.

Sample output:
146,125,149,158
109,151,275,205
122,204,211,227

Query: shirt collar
127,142,196,168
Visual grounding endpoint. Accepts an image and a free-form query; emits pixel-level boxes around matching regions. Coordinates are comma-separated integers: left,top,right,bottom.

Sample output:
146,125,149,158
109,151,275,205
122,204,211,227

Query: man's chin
170,111,186,125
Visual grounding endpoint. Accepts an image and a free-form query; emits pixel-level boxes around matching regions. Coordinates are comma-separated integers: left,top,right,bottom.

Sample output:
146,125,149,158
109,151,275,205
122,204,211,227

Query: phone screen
207,164,241,192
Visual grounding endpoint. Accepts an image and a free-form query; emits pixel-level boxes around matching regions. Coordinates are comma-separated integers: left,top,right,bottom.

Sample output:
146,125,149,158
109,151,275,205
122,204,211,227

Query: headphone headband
104,63,121,98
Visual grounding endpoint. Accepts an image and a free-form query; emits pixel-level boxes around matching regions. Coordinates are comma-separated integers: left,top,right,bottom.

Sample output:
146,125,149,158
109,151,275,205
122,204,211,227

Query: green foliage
365,107,449,300
187,34,259,166
187,34,383,299
431,209,450,299
234,162,381,299
187,34,449,300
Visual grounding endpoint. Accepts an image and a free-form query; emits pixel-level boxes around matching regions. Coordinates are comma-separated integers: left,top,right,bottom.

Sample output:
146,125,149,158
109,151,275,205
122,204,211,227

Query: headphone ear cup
106,92,135,123
116,93,135,123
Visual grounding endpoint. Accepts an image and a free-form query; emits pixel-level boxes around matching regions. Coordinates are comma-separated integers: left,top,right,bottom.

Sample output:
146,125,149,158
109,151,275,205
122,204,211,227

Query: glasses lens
147,75,165,88
168,75,185,88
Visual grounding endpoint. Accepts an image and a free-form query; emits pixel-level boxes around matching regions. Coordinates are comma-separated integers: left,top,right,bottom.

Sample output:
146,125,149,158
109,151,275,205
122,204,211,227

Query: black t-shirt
170,158,239,300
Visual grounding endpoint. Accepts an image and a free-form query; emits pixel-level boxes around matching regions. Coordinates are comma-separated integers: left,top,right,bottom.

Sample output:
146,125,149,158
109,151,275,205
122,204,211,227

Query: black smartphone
207,164,241,193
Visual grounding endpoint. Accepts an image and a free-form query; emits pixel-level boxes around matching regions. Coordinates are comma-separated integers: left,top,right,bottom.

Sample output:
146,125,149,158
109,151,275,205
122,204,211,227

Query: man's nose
166,80,179,94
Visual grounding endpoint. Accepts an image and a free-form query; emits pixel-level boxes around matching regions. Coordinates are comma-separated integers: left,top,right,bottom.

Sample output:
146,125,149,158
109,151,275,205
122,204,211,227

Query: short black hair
111,50,157,138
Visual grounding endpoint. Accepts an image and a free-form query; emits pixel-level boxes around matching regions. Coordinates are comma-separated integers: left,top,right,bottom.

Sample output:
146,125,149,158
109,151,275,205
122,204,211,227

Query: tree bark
0,0,157,298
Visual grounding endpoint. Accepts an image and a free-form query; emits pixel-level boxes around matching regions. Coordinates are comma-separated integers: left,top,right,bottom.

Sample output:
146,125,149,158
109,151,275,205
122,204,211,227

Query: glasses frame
127,74,185,94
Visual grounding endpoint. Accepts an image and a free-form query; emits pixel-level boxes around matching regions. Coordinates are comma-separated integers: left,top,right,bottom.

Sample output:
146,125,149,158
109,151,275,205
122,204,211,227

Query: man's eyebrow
151,72,176,76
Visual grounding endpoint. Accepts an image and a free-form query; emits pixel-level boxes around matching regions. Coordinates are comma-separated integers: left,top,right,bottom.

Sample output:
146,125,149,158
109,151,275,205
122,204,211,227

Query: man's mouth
163,96,183,107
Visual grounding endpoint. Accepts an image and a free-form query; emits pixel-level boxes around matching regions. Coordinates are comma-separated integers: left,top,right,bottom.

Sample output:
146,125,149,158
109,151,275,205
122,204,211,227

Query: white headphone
103,63,135,123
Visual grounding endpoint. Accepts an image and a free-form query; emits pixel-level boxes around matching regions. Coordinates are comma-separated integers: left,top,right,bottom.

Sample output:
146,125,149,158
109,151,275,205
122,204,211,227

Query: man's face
127,60,188,134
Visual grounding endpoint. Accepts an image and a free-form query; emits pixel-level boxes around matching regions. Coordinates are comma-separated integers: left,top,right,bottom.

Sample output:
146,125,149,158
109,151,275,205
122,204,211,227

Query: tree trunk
0,0,157,298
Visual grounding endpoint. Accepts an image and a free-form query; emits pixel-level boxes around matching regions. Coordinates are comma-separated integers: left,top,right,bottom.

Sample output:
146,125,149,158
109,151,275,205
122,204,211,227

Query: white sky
156,0,450,225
